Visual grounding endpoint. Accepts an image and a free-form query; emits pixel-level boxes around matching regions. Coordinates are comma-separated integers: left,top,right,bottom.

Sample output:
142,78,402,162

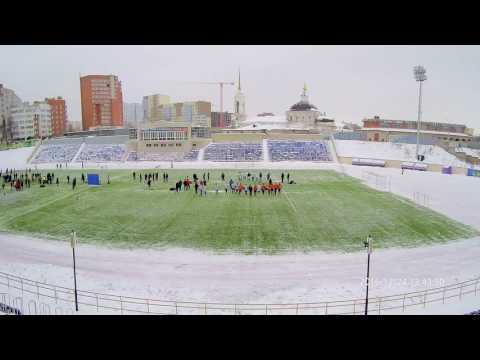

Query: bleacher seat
267,140,331,161
183,149,199,161
32,143,82,163
204,142,263,161
76,144,126,162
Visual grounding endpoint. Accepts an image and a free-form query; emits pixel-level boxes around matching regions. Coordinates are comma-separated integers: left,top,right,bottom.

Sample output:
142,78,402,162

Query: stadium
1,72,480,315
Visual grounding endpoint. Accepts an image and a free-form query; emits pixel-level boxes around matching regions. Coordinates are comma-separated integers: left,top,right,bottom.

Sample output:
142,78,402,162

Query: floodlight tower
414,65,427,161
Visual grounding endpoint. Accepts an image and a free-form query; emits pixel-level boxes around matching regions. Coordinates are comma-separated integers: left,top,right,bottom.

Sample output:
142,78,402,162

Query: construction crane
180,81,235,128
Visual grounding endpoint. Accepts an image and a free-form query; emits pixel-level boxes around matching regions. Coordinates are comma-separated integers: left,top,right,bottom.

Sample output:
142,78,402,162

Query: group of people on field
132,171,167,188
132,170,293,198
1,167,90,194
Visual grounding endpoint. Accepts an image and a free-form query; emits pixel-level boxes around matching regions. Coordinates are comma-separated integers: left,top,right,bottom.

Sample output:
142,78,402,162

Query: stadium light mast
363,235,373,315
71,230,79,312
414,65,427,161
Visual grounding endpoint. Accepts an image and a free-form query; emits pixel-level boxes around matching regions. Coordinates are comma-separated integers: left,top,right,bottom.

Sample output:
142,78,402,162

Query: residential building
211,112,233,128
123,102,143,127
142,94,170,122
80,75,123,130
155,101,211,138
0,84,22,142
45,97,67,137
10,101,52,140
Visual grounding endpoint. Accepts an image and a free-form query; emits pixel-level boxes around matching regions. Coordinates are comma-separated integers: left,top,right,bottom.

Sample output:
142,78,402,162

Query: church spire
238,68,241,91
301,83,309,103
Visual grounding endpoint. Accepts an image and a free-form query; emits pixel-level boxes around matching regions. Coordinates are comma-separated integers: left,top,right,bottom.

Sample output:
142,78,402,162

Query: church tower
233,69,246,127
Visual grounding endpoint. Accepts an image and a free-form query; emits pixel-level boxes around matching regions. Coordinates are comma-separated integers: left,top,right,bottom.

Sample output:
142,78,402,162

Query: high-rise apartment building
45,97,67,137
156,101,211,138
80,75,123,130
0,84,22,142
10,101,52,140
123,102,143,127
211,112,233,128
142,94,170,122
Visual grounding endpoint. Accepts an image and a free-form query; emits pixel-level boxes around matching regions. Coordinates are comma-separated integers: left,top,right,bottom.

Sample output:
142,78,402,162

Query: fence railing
362,171,391,192
0,271,478,315
413,192,431,207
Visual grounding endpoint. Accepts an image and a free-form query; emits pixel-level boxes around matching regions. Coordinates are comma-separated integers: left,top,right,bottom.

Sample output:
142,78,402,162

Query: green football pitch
0,169,477,253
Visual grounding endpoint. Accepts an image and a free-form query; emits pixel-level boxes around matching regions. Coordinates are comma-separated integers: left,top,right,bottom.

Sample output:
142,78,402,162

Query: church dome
289,83,318,111
289,101,317,111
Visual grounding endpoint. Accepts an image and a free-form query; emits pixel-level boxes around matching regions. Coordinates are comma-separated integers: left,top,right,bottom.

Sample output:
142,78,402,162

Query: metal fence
0,271,479,315
362,171,391,192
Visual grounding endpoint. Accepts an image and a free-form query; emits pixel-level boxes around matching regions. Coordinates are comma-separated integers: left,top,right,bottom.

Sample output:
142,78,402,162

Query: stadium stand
135,152,185,161
30,135,130,163
204,142,263,161
76,144,126,162
183,149,199,161
126,151,138,161
32,143,82,163
267,140,331,161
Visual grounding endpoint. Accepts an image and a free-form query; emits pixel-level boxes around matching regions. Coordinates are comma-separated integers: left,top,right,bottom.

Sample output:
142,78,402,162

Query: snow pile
0,147,35,169
335,140,467,167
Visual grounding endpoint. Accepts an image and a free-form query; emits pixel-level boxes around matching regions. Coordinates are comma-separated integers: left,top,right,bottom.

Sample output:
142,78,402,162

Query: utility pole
364,235,373,315
71,230,79,312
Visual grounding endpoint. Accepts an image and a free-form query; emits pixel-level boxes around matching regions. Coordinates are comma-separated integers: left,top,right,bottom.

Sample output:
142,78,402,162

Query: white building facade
10,101,52,140
0,84,23,142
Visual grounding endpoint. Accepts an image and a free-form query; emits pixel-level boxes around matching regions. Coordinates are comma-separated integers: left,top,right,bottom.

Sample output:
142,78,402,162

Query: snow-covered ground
0,147,36,169
1,147,480,314
335,140,468,167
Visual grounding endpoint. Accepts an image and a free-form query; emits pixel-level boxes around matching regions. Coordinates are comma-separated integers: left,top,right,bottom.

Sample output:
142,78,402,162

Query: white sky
1,45,480,129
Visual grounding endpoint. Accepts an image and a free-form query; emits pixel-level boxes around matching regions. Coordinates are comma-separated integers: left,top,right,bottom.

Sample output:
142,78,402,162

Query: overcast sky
1,45,480,129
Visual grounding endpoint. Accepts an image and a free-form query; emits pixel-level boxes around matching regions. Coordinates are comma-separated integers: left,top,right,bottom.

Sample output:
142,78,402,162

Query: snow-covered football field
1,146,479,314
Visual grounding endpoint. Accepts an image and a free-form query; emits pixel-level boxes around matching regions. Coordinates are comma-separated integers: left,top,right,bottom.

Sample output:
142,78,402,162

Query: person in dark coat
281,173,284,183
133,171,136,180
67,175,70,184
81,173,85,184
56,177,59,186
72,177,77,190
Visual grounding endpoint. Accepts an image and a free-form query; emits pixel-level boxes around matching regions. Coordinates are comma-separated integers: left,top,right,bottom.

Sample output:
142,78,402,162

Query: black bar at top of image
1,4,480,45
